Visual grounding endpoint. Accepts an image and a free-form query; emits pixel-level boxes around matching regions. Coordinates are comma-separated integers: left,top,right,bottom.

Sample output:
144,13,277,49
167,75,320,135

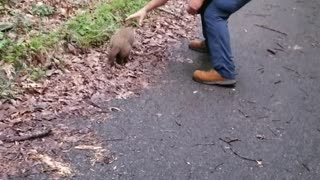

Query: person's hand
126,8,148,26
187,0,205,15
186,6,198,15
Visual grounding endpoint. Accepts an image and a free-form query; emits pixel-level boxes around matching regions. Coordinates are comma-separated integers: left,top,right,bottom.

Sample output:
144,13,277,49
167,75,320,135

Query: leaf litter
0,0,199,178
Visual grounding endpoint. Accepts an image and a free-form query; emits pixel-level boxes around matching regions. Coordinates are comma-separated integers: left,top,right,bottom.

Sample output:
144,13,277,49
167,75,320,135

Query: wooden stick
2,129,52,143
230,147,261,163
254,24,288,36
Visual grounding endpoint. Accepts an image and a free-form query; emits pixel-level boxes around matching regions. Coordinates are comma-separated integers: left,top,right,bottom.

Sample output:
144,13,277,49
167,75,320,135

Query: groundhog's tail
108,46,120,66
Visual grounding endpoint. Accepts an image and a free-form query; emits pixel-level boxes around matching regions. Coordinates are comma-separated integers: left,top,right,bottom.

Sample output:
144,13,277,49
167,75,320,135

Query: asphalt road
18,0,320,179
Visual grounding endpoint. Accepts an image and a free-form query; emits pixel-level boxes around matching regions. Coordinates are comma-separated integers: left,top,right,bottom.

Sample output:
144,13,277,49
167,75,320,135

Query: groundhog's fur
108,27,135,66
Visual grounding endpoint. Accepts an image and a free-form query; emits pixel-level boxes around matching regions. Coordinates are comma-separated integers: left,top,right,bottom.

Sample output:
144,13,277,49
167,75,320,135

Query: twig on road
257,67,264,74
274,80,282,85
282,66,302,77
214,163,224,171
192,143,215,147
245,13,271,17
229,147,262,165
219,137,241,146
274,48,285,52
2,129,52,143
175,120,182,127
267,127,277,136
267,48,277,55
254,24,288,36
238,109,250,118
272,119,281,122
302,163,311,172
247,100,256,104
104,138,124,142
257,116,269,120
277,42,285,49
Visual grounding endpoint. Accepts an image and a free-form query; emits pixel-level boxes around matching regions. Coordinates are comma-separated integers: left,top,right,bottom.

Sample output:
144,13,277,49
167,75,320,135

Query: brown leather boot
193,69,236,85
188,39,208,53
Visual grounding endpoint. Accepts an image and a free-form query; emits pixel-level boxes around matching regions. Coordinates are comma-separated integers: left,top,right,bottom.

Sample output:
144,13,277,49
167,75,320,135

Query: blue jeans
200,0,251,80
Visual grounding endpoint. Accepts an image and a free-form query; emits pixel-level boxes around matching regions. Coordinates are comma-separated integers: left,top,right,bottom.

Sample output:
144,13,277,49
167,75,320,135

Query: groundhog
108,27,135,66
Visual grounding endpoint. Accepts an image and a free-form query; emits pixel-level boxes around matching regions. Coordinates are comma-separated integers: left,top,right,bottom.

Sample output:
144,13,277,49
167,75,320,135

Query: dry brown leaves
0,0,199,177
1,0,93,35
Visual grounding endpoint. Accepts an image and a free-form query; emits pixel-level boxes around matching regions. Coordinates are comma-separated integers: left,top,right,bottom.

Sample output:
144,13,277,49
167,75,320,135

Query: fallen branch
274,80,282,85
2,129,52,143
192,143,215,147
238,109,250,118
302,163,310,172
274,48,284,52
230,147,262,164
267,127,277,136
175,120,182,127
257,116,269,120
277,42,285,49
282,66,302,77
267,48,277,55
245,13,271,17
214,163,224,171
83,97,108,113
104,138,124,142
255,24,288,36
219,137,240,146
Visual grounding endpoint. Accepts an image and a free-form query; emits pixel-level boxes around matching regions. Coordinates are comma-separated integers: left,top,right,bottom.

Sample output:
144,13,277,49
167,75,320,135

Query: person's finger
138,15,145,26
126,14,137,21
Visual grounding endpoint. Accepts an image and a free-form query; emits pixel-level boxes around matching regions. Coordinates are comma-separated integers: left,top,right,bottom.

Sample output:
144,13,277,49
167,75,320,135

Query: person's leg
193,0,251,85
204,1,234,79
200,1,210,45
188,1,211,53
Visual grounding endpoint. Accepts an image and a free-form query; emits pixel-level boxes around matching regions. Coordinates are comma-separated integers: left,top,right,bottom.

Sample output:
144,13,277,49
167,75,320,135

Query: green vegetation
29,67,46,81
0,70,15,99
31,4,55,17
0,0,147,98
65,0,145,47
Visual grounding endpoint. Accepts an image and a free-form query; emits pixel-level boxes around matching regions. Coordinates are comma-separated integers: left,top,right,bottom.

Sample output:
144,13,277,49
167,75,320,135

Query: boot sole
188,46,208,53
193,77,236,86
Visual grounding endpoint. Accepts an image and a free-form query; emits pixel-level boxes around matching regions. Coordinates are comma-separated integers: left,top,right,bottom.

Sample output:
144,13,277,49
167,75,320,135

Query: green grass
29,67,46,81
0,0,146,65
31,4,55,17
0,0,147,98
0,70,15,99
65,0,146,47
